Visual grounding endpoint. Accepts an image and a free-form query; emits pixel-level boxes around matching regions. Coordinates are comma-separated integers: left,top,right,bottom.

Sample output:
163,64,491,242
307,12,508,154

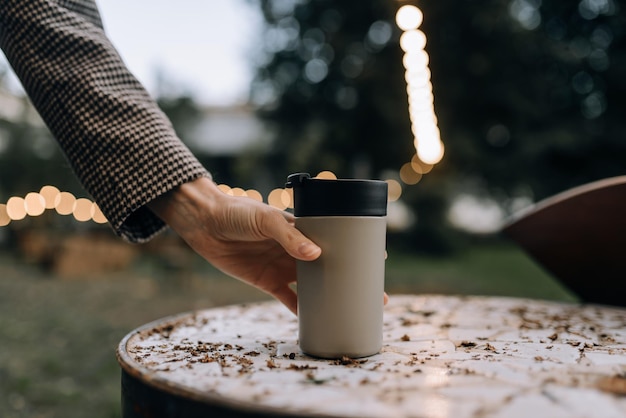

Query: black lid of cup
286,173,388,217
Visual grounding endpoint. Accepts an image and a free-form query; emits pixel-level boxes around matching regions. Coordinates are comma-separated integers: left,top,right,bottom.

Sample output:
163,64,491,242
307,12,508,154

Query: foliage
251,0,626,252
428,0,626,203
0,94,83,199
251,0,413,183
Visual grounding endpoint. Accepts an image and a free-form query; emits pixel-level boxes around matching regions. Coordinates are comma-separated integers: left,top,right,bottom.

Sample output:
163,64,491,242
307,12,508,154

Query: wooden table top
117,295,626,417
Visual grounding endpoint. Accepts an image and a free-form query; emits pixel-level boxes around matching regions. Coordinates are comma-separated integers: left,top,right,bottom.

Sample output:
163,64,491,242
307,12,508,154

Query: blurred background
1,0,623,416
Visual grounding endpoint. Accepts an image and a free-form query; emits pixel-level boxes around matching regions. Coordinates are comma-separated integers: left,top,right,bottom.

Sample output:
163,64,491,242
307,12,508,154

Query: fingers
271,285,298,316
259,208,321,261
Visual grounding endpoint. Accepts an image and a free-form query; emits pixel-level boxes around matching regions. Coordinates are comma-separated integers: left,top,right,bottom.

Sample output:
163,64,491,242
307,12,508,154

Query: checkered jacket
0,0,211,243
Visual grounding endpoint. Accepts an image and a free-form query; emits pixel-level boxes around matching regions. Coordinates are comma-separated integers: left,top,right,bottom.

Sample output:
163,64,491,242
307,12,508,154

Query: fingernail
298,242,321,258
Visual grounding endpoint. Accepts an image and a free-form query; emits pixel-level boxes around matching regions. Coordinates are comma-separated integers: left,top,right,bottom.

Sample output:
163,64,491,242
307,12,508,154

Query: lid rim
286,173,388,217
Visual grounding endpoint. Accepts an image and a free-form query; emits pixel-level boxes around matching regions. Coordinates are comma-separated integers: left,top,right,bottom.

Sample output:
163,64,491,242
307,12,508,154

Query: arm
0,0,322,312
0,0,209,242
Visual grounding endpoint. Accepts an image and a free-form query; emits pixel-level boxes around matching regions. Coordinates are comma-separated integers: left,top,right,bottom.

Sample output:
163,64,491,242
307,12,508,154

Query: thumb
260,209,321,261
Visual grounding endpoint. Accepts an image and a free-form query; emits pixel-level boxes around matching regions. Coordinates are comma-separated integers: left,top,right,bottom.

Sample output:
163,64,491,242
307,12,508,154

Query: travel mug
286,173,388,358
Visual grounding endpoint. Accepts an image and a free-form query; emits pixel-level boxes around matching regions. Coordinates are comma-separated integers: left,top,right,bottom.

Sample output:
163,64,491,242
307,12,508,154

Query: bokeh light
92,204,108,224
230,187,247,197
386,179,403,202
396,5,423,31
245,189,263,202
40,185,60,209
6,197,26,220
400,30,427,52
396,4,444,167
0,204,10,226
24,192,46,216
411,154,433,174
217,184,232,194
268,188,290,210
315,171,337,180
285,187,294,209
399,162,423,185
415,138,445,165
0,186,112,226
55,192,76,216
403,51,430,71
73,198,95,222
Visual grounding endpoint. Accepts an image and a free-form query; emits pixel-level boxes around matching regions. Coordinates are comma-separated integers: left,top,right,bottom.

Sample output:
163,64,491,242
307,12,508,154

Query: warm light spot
73,198,94,222
6,197,26,220
39,185,60,209
411,154,433,174
399,162,423,185
409,110,438,128
92,204,108,224
315,171,337,180
416,139,445,165
24,192,46,216
230,187,247,197
0,204,10,226
284,187,294,209
396,5,423,31
408,94,435,112
399,30,427,52
55,192,76,215
406,75,432,93
403,51,429,71
268,188,289,210
217,184,232,194
245,189,263,202
397,4,444,173
386,179,402,202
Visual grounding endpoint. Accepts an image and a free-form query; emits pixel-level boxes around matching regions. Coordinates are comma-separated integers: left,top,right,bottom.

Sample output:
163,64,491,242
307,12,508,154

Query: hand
147,177,321,314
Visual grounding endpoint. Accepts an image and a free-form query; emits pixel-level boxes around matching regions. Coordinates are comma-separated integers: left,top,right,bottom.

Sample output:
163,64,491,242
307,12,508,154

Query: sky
1,0,262,106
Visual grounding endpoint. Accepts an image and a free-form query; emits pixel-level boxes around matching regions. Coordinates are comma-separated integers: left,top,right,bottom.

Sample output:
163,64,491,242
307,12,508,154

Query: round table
117,295,626,418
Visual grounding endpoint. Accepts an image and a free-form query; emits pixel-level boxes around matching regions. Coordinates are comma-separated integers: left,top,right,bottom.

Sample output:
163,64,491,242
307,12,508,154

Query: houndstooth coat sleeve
0,0,212,243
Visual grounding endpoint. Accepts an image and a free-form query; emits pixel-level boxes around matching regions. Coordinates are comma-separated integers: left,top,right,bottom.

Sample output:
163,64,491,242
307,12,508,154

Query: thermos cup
286,173,388,358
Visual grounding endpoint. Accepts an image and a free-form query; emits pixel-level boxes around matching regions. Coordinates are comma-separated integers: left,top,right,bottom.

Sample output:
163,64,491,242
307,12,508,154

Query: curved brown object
502,176,626,307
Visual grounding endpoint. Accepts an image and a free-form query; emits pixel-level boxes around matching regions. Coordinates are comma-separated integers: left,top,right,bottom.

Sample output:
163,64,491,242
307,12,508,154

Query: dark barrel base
121,370,296,418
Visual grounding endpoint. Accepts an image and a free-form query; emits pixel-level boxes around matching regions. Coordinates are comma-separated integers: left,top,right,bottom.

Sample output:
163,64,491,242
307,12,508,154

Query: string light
1,175,405,226
395,4,444,167
39,185,59,209
268,188,290,210
230,187,247,197
245,189,263,202
55,192,76,216
396,4,424,31
399,162,422,185
386,179,403,202
0,204,9,227
92,204,108,224
216,184,232,194
2,7,440,227
0,186,109,226
73,198,94,222
6,197,27,221
315,171,338,180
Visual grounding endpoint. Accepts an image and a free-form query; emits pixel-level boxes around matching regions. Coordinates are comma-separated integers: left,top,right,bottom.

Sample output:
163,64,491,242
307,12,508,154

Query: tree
427,0,626,205
252,0,626,253
251,0,413,183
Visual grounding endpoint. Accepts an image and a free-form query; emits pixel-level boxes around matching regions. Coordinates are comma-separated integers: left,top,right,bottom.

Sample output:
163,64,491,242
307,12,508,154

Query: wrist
148,176,222,231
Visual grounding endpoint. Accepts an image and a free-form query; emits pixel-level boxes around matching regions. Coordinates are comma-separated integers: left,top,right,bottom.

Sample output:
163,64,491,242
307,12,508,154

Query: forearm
0,0,210,242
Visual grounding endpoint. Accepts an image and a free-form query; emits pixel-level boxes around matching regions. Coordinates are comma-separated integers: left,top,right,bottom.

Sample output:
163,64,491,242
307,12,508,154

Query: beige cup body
296,216,386,358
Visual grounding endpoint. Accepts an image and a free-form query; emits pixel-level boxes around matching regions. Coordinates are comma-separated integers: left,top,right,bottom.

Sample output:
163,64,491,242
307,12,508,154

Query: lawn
0,242,575,418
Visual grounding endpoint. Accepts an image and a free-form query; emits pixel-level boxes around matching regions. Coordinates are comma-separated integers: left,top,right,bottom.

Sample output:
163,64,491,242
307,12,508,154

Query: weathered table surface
117,295,626,418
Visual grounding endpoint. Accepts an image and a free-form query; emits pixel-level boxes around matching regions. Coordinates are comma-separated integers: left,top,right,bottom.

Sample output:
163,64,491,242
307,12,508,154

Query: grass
0,242,576,418
385,244,576,302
